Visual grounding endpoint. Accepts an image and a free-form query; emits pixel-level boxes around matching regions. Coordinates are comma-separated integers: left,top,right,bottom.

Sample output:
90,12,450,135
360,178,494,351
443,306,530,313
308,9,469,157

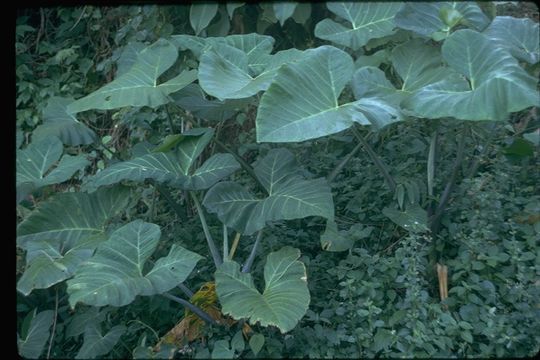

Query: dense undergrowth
17,3,539,359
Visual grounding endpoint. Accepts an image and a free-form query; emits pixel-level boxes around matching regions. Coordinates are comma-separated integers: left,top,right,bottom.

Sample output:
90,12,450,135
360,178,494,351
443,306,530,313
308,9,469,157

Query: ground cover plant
16,2,539,358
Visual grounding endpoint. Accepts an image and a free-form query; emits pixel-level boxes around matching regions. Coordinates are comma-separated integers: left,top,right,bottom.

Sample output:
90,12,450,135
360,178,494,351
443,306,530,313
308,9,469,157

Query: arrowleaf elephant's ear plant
16,3,539,358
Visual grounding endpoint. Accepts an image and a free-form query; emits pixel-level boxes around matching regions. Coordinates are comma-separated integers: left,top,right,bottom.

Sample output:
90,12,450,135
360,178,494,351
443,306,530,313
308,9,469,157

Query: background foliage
17,2,539,359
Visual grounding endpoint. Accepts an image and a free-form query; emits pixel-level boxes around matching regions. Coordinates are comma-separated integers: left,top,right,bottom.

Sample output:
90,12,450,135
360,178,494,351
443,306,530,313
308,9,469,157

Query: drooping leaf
33,97,97,145
273,2,298,26
291,3,311,24
198,42,306,100
67,220,203,307
75,324,126,359
353,39,457,106
172,84,251,122
68,39,197,113
394,2,490,38
66,307,108,338
320,220,354,252
314,3,403,50
226,3,244,19
215,247,309,333
382,205,428,233
17,310,54,359
256,46,401,143
83,128,240,192
483,16,540,64
17,136,90,201
203,148,334,235
17,186,130,249
17,237,97,296
402,29,539,121
190,3,219,36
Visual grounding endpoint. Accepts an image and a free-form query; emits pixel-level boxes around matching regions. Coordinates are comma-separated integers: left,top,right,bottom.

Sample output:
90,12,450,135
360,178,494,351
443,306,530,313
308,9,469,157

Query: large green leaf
394,2,489,38
83,128,240,192
17,186,130,249
314,3,403,50
198,43,306,100
483,16,540,64
68,39,197,113
256,46,401,143
190,3,219,35
75,324,126,359
215,247,309,333
402,30,539,121
17,136,90,203
172,84,251,122
353,39,457,106
33,97,97,145
203,148,334,235
17,237,98,296
67,220,202,307
17,310,54,359
273,2,298,26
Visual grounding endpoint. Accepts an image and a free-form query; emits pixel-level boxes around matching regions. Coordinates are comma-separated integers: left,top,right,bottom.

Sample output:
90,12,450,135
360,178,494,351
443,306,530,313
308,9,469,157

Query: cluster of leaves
16,2,539,359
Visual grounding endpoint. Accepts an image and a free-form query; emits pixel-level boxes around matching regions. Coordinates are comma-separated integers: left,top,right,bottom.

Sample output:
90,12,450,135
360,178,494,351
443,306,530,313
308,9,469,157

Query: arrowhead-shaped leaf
67,220,203,307
382,205,428,233
353,39,458,106
75,324,126,359
394,2,489,38
17,136,90,201
215,247,309,333
17,237,97,296
256,46,402,143
17,185,131,249
402,29,539,121
84,128,240,192
273,3,298,26
68,39,197,113
33,97,97,145
483,16,540,64
190,3,219,36
17,310,54,359
203,148,334,235
314,3,403,50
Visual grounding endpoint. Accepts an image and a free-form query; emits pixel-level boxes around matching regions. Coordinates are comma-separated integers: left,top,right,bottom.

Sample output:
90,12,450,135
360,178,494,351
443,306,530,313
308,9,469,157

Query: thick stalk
46,287,59,359
466,124,498,179
427,130,438,218
241,230,263,273
228,232,241,261
430,132,467,233
165,104,177,133
214,138,266,192
161,293,217,325
327,142,363,183
177,283,194,298
223,224,229,260
352,127,397,192
190,192,222,266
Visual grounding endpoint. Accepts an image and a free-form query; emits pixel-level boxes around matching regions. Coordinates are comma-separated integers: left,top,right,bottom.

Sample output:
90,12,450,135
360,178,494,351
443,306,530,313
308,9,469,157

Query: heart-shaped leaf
75,324,126,359
203,148,334,235
382,205,428,233
17,310,54,359
17,185,130,249
68,39,197,113
483,16,540,64
67,220,203,307
314,2,403,50
17,136,90,203
83,128,240,192
190,3,219,36
215,247,309,333
394,2,489,38
256,45,402,143
402,29,539,121
33,97,97,145
273,3,298,26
